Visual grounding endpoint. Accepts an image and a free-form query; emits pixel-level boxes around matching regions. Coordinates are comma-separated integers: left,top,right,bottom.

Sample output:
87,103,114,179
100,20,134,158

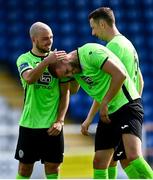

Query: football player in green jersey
15,22,70,179
81,7,145,179
47,43,153,179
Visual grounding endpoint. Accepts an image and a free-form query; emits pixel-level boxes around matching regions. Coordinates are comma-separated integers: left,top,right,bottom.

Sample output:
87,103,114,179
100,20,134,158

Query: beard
36,44,51,53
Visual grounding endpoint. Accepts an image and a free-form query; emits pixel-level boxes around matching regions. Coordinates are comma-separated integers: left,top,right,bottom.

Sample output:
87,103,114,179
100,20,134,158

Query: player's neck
107,26,120,41
31,48,48,57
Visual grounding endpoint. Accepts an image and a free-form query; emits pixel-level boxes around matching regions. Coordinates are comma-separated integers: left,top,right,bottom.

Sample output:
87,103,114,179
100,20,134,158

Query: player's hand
100,102,111,124
81,120,90,136
54,51,67,61
45,51,67,64
47,122,63,136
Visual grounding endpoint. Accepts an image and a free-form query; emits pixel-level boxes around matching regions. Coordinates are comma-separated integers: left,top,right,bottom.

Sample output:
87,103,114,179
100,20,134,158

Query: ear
31,36,35,43
99,19,106,29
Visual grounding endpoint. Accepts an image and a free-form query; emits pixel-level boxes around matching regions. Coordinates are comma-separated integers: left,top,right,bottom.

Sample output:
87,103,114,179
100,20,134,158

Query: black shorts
113,140,126,161
15,126,64,164
95,99,144,156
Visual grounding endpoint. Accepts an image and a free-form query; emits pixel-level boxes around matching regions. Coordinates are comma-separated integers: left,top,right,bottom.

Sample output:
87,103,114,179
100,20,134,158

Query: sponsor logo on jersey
81,76,93,85
80,76,98,89
38,72,52,85
19,63,29,72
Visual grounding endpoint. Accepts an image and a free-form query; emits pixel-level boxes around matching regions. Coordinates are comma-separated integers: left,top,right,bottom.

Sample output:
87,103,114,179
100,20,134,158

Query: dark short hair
88,7,115,27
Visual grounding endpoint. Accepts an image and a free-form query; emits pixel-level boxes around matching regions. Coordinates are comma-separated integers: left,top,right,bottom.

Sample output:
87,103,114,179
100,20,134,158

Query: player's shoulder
16,51,31,63
79,43,106,55
17,51,31,59
80,43,104,49
108,35,134,51
111,34,129,43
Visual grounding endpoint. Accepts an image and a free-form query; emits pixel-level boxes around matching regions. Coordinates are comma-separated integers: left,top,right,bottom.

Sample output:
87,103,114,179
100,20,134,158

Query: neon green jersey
75,43,140,114
16,51,60,128
106,35,140,92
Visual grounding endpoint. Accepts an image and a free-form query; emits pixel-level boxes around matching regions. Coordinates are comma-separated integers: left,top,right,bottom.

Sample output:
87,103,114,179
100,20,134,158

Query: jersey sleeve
16,55,33,76
88,49,109,69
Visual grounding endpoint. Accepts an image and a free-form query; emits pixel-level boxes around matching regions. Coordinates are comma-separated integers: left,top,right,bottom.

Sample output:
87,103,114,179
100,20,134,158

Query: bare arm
56,82,70,123
138,69,144,96
81,100,100,135
22,51,66,84
47,82,70,136
70,80,80,94
100,58,126,123
22,58,50,84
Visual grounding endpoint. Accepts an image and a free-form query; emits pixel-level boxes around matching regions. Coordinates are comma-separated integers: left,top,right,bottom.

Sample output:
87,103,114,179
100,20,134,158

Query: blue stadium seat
142,0,153,7
146,132,153,147
117,23,126,32
60,23,75,34
60,36,76,51
114,10,123,20
145,8,153,18
58,10,72,21
57,0,70,7
126,9,140,20
76,10,88,21
75,0,88,7
123,0,138,6
0,22,6,34
6,10,21,22
8,37,27,51
0,36,6,60
132,34,144,48
92,0,108,7
6,0,19,8
0,9,5,22
0,37,5,47
129,22,141,33
23,10,38,22
144,105,153,122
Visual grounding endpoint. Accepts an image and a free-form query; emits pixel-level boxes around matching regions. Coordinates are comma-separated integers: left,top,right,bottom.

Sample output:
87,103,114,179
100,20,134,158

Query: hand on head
45,50,67,65
54,50,67,61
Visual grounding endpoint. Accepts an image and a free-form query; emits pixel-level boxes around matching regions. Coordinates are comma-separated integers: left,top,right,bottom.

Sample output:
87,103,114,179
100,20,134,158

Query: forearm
24,58,50,84
101,58,126,104
102,73,126,104
138,70,144,96
87,100,100,123
56,84,70,124
70,80,80,94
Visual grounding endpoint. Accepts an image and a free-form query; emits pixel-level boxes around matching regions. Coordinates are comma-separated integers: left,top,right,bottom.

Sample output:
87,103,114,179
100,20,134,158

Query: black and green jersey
74,43,140,114
106,35,140,92
16,51,60,128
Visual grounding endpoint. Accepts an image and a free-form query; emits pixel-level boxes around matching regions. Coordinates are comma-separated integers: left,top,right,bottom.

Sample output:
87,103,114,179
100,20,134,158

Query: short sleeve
88,49,109,69
16,55,33,76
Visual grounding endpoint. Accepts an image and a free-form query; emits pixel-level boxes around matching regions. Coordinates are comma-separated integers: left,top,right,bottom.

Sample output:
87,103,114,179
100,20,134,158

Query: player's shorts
113,140,126,161
95,98,144,154
15,126,64,164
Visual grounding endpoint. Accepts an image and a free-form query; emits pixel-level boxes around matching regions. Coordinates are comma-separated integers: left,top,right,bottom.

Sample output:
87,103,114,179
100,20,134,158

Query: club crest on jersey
19,149,24,158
